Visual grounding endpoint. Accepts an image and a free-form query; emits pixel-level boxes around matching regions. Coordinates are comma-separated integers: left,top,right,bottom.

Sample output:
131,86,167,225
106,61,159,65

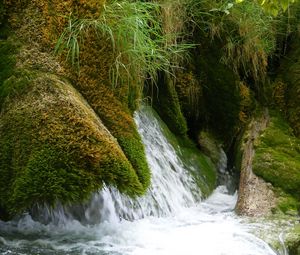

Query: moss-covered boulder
0,70,148,219
72,31,151,191
197,131,223,168
253,112,300,210
0,0,151,220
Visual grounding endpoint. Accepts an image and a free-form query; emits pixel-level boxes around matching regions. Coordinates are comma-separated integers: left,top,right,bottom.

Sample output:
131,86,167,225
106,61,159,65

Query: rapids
0,106,280,255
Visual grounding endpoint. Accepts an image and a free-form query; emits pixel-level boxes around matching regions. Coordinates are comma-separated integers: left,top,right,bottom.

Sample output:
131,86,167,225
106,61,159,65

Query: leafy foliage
238,0,297,16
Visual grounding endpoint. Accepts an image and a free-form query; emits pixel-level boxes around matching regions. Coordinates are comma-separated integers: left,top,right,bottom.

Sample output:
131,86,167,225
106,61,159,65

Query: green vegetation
0,38,20,90
239,0,297,16
275,29,300,137
1,0,300,223
275,190,299,214
174,65,204,136
188,0,276,82
253,112,300,204
286,224,300,255
55,0,193,107
194,43,244,144
151,72,188,136
0,72,148,218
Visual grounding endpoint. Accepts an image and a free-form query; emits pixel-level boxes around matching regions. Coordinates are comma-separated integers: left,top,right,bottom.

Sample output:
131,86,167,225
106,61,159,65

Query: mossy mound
73,32,151,191
0,0,151,221
0,71,146,219
253,112,300,208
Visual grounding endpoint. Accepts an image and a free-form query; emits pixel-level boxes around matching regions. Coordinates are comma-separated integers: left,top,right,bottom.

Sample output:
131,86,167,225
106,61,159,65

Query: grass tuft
55,1,194,97
187,0,276,82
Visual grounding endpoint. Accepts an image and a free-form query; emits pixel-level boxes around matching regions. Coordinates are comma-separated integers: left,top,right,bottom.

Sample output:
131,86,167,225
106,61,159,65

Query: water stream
0,106,279,255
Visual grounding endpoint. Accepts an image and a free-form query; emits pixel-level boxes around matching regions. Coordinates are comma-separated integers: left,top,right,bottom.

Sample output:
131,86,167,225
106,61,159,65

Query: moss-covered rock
73,31,151,192
198,131,222,168
235,108,300,216
286,224,300,255
235,109,278,216
253,112,300,203
0,0,152,221
0,71,147,219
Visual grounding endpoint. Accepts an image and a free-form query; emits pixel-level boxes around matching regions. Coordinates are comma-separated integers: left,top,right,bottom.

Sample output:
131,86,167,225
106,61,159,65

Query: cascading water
0,105,279,255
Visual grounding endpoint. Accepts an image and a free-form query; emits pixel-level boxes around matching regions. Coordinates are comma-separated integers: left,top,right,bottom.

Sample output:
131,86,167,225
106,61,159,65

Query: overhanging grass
55,0,194,98
187,0,276,82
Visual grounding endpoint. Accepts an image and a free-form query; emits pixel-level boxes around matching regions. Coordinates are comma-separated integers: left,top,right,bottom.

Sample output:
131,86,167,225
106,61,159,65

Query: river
0,106,279,255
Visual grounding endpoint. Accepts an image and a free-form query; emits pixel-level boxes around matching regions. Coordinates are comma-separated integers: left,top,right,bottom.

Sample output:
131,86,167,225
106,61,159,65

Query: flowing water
0,106,279,255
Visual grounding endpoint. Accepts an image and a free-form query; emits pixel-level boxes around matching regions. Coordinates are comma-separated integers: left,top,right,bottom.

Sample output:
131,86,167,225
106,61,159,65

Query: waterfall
0,106,280,255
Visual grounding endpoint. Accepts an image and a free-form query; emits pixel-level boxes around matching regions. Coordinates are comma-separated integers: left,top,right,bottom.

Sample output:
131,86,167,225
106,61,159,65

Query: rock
235,109,277,216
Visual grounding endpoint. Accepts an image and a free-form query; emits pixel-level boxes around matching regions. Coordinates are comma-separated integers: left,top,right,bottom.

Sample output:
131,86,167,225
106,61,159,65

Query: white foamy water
0,106,278,255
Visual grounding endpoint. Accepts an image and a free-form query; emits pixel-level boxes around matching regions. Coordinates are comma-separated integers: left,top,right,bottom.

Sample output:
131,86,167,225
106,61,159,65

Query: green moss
9,146,100,214
269,187,300,215
75,80,151,194
117,136,150,190
0,71,146,219
0,38,20,87
0,69,36,105
73,34,151,194
180,146,217,197
286,225,300,255
198,131,222,167
253,112,300,199
150,71,188,136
